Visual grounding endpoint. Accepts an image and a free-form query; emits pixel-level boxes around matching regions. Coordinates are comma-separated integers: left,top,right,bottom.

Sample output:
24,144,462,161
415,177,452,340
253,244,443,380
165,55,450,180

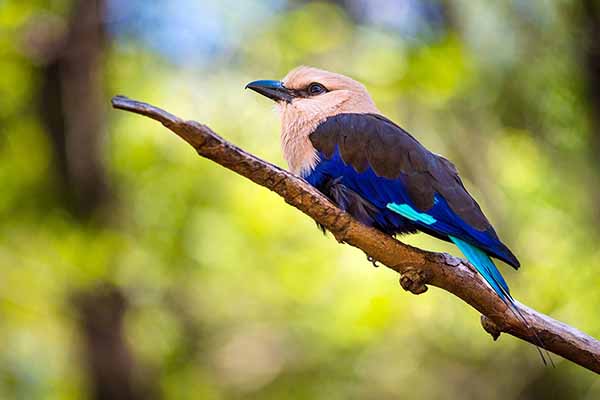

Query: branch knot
481,315,502,341
399,268,430,295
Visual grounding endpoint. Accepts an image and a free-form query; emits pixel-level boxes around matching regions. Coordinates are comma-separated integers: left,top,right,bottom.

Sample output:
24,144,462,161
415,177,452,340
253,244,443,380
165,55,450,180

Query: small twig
112,95,600,374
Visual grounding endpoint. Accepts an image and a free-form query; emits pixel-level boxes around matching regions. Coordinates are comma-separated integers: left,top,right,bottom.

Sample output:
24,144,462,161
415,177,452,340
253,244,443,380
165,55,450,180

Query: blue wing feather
305,147,517,297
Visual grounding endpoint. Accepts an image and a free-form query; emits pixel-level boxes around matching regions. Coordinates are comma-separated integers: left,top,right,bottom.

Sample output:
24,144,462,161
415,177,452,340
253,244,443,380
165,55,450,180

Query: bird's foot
399,268,429,295
367,255,381,268
480,315,502,341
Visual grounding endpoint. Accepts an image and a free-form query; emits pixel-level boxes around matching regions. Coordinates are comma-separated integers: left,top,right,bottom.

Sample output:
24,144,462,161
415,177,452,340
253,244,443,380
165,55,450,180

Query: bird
245,66,519,309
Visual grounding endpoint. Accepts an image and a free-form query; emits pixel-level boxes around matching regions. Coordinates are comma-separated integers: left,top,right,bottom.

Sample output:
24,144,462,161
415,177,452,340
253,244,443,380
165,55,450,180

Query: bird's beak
245,80,294,103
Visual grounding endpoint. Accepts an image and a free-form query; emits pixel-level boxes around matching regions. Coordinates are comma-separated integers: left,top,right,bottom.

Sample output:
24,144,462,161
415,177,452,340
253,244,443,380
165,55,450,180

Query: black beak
245,80,294,103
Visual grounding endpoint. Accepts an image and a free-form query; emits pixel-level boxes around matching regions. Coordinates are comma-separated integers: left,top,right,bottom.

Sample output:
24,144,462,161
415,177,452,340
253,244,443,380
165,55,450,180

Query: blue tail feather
449,235,510,299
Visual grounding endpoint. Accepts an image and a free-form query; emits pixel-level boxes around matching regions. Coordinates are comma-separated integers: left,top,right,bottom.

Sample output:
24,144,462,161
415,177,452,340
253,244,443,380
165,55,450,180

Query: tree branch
111,95,600,374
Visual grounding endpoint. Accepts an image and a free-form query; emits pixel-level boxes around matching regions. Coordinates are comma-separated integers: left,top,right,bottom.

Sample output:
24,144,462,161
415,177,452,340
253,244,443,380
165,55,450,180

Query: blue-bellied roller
246,66,524,319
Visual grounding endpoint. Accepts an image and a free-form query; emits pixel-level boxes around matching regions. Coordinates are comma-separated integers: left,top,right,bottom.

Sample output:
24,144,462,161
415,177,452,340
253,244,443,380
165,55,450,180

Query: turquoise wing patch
386,203,437,225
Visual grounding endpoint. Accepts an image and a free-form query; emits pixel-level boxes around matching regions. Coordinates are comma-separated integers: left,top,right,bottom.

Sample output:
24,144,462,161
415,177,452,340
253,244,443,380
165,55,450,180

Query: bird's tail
449,236,510,299
449,236,553,366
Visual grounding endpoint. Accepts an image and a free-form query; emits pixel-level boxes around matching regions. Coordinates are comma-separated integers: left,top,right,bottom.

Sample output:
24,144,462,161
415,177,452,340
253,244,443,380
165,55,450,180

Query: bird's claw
367,255,381,268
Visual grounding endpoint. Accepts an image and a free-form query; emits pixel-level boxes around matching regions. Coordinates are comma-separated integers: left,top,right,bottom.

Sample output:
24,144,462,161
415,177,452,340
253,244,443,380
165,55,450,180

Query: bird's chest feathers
280,115,321,176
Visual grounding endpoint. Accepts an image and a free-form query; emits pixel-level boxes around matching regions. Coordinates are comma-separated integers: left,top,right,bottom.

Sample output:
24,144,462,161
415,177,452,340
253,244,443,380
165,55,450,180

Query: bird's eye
307,83,327,96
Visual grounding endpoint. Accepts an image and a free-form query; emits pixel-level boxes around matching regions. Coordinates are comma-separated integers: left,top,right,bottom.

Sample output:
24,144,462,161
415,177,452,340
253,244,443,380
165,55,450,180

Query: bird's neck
279,94,380,176
280,119,320,176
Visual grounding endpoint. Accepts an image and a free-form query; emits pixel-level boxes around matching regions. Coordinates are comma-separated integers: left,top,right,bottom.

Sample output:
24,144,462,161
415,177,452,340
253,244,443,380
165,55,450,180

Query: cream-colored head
246,66,379,175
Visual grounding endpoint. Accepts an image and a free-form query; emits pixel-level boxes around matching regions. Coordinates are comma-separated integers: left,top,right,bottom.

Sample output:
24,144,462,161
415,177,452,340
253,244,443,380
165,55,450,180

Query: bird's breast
280,113,321,176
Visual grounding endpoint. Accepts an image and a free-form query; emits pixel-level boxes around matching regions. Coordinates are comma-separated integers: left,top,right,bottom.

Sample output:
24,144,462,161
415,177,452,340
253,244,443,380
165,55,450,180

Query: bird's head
246,66,378,124
246,67,380,175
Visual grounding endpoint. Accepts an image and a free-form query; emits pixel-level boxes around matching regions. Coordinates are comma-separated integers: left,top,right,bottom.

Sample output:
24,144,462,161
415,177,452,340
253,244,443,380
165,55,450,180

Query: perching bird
245,66,519,306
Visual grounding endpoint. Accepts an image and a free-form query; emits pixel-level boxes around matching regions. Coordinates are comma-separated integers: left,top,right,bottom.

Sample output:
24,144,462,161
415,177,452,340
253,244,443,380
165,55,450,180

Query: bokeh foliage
1,0,600,398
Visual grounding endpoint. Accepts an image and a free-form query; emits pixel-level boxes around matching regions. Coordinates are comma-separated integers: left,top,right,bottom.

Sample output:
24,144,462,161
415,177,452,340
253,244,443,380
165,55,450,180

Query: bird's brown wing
309,113,492,231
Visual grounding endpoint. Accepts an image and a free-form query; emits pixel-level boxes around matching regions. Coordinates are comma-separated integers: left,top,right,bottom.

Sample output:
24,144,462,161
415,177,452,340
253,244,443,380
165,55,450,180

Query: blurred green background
2,0,600,398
